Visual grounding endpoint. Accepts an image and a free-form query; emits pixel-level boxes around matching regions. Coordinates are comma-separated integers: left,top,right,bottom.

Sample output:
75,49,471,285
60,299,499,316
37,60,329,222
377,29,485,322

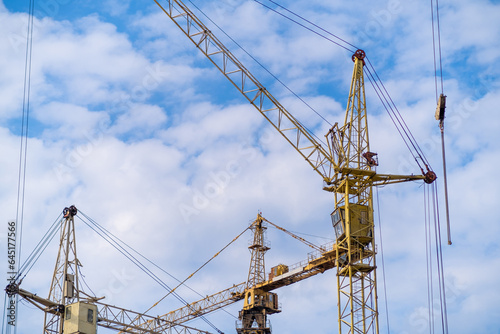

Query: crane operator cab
63,301,97,334
331,204,373,245
243,289,280,314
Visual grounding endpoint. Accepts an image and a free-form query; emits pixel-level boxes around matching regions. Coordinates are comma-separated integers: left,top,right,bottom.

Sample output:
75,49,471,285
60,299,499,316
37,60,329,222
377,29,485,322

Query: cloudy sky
1,0,499,333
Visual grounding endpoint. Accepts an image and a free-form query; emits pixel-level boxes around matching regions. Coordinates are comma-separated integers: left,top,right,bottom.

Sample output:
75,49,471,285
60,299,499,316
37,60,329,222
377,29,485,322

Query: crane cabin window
65,306,71,320
331,208,345,239
87,308,94,323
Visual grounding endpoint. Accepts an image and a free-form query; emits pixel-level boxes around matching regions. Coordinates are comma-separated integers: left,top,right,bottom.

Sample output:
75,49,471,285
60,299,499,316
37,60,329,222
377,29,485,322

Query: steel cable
78,210,228,333
77,214,222,332
187,0,333,145
375,187,391,334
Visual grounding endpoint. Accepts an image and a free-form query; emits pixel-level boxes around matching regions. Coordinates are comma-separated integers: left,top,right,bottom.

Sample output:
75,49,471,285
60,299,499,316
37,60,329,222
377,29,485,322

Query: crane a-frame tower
5,206,216,334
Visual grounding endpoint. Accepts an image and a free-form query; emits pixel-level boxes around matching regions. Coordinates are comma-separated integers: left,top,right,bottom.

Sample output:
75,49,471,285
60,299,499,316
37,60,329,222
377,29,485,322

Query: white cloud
110,103,167,137
1,0,499,333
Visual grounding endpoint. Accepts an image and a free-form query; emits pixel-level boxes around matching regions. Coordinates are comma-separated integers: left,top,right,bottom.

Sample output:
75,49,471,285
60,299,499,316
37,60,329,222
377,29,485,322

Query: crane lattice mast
329,50,379,334
5,206,214,334
7,2,438,333
237,214,279,334
44,205,81,334
246,214,270,289
146,1,436,333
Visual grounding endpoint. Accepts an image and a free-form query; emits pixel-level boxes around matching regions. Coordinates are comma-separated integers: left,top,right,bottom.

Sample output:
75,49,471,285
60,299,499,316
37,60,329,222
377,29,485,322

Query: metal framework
153,0,335,184
7,2,438,334
150,1,436,333
237,215,278,334
330,52,378,334
96,302,212,334
7,206,213,334
44,205,80,334
246,215,270,289
133,282,246,329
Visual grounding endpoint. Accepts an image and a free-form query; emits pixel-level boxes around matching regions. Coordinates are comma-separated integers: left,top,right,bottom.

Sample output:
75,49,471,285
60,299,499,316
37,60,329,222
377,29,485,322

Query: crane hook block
352,49,366,62
435,94,446,123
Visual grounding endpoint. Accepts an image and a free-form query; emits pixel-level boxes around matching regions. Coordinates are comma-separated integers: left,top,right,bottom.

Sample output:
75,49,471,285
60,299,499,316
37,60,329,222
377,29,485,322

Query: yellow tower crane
151,1,436,333
6,2,438,334
237,214,279,334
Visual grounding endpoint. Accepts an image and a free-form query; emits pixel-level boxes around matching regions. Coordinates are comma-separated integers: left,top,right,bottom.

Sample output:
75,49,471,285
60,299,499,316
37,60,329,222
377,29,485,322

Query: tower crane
5,206,215,334
149,1,437,334
5,1,438,334
5,206,335,334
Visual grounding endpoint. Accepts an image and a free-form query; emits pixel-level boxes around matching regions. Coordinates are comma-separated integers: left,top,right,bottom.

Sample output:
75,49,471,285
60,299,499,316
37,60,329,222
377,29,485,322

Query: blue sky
1,0,499,333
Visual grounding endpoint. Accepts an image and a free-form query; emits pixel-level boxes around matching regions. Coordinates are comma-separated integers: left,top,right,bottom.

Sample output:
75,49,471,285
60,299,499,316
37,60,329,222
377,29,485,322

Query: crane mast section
154,0,337,183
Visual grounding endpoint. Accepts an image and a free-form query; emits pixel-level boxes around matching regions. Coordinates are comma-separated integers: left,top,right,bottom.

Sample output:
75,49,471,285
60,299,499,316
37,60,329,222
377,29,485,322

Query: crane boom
154,0,432,186
6,282,212,334
144,238,339,326
154,0,336,183
4,208,214,334
145,282,246,326
143,1,437,333
96,301,213,334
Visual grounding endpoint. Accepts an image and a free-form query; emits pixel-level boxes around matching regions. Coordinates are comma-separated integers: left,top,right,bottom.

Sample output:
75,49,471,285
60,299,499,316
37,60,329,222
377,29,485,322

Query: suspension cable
375,187,391,334
79,211,217,303
364,59,433,173
77,212,223,333
363,66,423,169
258,0,436,175
430,0,445,97
431,183,449,333
79,210,250,332
247,0,434,175
262,217,323,252
424,184,449,334
431,0,452,245
143,221,250,316
6,3,36,331
15,0,36,287
186,0,333,148
424,185,435,333
254,0,357,53
16,213,63,282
